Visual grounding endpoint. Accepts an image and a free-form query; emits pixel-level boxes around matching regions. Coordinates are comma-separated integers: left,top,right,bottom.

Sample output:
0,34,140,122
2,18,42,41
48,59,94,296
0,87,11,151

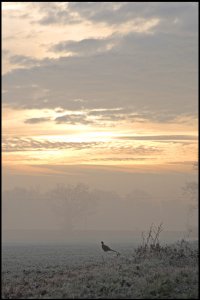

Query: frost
2,241,198,299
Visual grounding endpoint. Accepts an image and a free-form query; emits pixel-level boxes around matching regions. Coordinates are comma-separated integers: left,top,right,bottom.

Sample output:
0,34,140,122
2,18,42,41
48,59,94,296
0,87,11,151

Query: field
2,240,198,299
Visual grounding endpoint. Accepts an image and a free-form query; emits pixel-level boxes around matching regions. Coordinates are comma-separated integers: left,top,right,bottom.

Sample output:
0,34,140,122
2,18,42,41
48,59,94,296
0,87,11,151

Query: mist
2,167,198,245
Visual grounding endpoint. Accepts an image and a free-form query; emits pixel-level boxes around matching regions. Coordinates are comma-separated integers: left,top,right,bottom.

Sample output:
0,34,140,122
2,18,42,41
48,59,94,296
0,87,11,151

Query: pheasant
101,241,120,256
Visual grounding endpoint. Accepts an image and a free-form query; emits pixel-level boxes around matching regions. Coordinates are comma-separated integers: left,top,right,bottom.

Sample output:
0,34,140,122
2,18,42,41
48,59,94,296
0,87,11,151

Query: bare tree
135,223,163,258
47,183,97,232
182,162,198,238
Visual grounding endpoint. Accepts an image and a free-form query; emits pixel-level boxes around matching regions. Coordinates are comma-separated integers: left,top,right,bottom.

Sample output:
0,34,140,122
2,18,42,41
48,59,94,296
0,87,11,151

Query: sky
2,2,198,239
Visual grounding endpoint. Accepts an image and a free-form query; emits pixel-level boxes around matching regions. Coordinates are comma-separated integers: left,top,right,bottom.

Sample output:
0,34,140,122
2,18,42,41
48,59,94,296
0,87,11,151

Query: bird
101,241,120,256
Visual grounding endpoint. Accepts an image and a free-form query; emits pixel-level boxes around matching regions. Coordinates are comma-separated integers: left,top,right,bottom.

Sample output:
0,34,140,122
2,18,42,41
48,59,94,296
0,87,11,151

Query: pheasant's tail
111,249,121,256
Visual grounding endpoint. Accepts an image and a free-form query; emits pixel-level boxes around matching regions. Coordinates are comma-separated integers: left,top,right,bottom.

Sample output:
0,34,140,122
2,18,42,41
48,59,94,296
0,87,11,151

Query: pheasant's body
101,241,120,256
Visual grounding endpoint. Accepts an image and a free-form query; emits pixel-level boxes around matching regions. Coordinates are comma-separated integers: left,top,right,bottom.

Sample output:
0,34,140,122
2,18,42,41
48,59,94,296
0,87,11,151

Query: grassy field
2,240,198,299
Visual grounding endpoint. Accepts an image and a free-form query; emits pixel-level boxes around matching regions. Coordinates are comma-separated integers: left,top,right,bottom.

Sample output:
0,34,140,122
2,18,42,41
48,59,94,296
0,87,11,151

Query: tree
47,183,97,232
182,162,198,238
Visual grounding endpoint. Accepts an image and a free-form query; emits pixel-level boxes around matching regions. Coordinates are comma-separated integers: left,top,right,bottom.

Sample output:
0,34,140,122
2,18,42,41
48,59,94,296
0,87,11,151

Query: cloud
88,157,156,162
29,2,197,38
87,108,189,123
88,108,129,116
88,107,132,121
8,55,50,68
2,2,198,123
33,2,126,26
51,37,115,56
2,137,101,152
2,49,10,56
54,114,93,125
87,108,128,122
153,141,196,147
167,161,197,166
108,145,163,156
3,44,197,116
67,2,159,26
68,2,197,33
24,117,51,124
35,2,81,25
85,108,197,126
117,135,197,141
3,137,163,156
9,55,41,67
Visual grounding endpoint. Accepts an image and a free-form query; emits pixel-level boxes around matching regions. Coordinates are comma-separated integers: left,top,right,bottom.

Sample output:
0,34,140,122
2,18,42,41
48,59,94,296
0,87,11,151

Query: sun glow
2,107,198,171
2,2,25,11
